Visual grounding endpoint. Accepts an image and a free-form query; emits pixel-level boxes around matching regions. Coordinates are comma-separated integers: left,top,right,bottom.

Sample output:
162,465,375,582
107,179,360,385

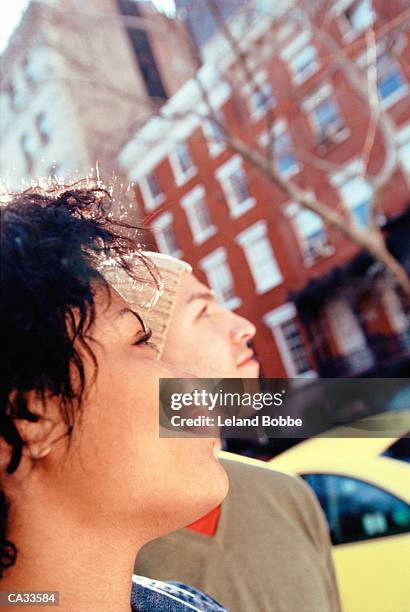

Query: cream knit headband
99,251,191,358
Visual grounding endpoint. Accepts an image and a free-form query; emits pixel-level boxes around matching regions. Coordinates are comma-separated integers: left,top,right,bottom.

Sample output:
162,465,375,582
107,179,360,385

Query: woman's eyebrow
115,307,146,330
186,291,215,305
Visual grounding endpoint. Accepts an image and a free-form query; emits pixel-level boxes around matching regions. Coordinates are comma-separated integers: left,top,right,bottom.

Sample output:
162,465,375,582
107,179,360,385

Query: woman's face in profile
46,286,228,541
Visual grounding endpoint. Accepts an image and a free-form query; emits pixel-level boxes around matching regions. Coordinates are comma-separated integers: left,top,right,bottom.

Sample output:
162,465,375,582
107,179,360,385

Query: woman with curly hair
0,183,228,611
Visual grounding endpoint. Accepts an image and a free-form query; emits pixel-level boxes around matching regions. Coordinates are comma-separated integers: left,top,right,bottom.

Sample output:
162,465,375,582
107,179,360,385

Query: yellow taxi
265,411,410,612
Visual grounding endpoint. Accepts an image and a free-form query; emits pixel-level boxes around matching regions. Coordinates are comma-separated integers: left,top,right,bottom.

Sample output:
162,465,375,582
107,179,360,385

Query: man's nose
231,313,256,344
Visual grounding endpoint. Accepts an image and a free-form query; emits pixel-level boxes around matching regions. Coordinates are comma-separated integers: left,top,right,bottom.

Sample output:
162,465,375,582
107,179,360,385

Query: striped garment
131,575,227,611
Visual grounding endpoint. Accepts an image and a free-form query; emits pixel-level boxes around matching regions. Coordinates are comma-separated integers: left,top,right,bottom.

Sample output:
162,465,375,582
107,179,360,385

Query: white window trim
168,144,197,187
302,83,334,112
379,77,408,111
284,200,334,266
151,211,182,258
396,123,410,174
202,117,226,158
139,174,165,211
302,83,348,145
356,44,408,110
259,119,301,179
281,31,312,61
339,1,376,42
199,247,241,310
333,0,375,39
330,159,373,224
330,159,364,186
235,220,268,246
242,70,275,121
235,220,283,294
263,303,317,378
281,31,319,85
215,154,255,219
180,185,217,246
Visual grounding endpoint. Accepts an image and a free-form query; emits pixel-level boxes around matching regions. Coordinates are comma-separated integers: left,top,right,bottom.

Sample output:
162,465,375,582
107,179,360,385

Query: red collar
186,504,221,536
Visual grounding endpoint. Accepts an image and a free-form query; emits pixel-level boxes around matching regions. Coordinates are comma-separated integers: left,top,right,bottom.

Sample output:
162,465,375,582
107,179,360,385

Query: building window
199,248,240,310
261,119,300,178
203,114,226,157
376,52,407,109
215,154,255,218
249,82,275,119
7,82,23,112
20,133,35,173
396,124,410,174
331,161,373,228
357,46,408,109
235,221,282,294
285,202,333,265
281,31,319,85
151,212,182,257
116,0,168,100
326,298,374,372
22,55,36,85
263,303,314,377
303,84,346,146
341,0,375,38
275,130,298,176
242,70,276,120
36,112,51,145
181,185,216,245
169,143,197,186
140,171,165,211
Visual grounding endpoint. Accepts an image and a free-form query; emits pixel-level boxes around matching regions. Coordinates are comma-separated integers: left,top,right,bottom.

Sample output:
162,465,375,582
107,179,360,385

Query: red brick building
119,0,410,378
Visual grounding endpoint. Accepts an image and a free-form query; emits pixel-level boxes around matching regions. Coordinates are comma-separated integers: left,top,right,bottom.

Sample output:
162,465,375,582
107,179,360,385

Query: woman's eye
133,328,152,345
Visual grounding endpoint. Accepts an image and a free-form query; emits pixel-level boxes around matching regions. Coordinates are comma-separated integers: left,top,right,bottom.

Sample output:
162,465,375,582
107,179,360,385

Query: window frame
20,133,35,173
180,185,216,245
242,70,276,121
285,201,334,266
36,112,51,145
281,31,320,85
263,303,316,377
139,171,165,211
202,114,226,158
356,44,408,110
260,119,300,179
303,84,347,145
330,159,374,227
215,154,255,219
235,220,283,294
151,211,182,258
199,247,241,310
169,142,197,187
396,123,410,175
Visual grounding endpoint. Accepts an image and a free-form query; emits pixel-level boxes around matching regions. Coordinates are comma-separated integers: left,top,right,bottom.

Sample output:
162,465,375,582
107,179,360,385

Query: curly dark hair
0,182,155,578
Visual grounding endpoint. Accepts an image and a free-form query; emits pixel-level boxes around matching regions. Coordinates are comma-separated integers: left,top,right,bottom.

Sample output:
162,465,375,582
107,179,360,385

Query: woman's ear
12,392,63,461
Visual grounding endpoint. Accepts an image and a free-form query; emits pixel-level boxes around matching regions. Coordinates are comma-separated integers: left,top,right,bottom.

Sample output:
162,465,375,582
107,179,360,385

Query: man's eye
197,305,210,319
133,328,152,345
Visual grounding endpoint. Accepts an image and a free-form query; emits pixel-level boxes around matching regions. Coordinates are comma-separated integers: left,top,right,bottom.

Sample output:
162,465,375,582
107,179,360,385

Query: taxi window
302,473,410,545
382,436,410,464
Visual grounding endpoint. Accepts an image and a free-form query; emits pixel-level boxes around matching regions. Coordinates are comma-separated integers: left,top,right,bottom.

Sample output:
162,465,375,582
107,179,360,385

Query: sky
0,0,176,54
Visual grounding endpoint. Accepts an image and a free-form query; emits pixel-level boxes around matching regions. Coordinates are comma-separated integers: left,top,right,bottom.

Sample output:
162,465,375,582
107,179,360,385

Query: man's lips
236,350,257,367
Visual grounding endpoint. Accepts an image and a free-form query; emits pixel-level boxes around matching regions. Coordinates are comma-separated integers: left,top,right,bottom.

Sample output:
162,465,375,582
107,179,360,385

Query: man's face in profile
161,272,260,379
